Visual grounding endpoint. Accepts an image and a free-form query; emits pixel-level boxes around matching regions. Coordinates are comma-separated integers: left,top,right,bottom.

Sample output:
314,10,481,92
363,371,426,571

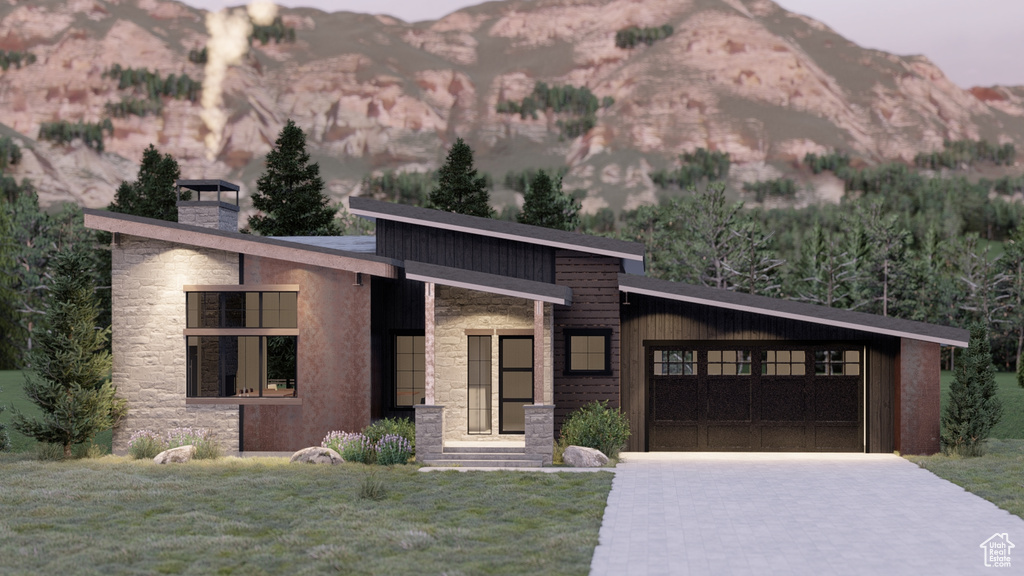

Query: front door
499,336,534,434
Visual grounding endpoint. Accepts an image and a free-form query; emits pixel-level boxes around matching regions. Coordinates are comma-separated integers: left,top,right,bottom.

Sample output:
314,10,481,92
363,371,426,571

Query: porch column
534,299,544,404
424,281,435,404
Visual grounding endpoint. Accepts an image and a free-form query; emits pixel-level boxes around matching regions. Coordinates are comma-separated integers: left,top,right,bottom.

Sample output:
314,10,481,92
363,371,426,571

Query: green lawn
939,370,1024,439
0,456,612,575
0,370,112,454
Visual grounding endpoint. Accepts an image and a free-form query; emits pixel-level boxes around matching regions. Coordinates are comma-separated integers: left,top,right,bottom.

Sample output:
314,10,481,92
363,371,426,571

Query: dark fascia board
405,260,572,305
83,209,400,278
618,273,970,347
349,197,646,263
176,179,240,192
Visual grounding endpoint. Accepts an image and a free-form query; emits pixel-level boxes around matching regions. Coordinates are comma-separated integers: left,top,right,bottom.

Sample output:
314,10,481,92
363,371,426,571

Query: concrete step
442,445,527,454
420,458,545,468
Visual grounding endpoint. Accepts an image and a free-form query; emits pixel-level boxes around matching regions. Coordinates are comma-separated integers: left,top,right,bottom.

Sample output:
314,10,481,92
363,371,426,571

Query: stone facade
110,235,240,454
414,404,444,462
176,202,239,232
524,405,554,465
433,285,553,442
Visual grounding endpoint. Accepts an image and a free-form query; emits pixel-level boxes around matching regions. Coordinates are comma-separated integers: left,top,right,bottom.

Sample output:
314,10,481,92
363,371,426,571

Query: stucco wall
242,257,373,450
898,338,941,455
110,235,240,454
434,286,553,442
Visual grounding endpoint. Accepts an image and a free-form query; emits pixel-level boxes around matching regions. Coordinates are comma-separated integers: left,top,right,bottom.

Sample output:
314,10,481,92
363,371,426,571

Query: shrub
127,429,166,459
363,417,415,453
359,473,387,500
166,427,221,460
35,442,64,461
342,432,377,464
559,400,630,458
376,434,413,466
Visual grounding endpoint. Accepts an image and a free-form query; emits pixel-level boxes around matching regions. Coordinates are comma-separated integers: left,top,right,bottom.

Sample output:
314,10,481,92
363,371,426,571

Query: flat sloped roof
349,197,646,262
272,235,377,254
84,209,399,278
619,274,969,347
405,260,572,305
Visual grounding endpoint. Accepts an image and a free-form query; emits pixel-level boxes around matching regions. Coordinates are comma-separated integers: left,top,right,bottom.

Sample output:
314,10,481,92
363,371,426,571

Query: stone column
534,300,544,404
414,404,444,462
524,404,554,465
424,282,435,404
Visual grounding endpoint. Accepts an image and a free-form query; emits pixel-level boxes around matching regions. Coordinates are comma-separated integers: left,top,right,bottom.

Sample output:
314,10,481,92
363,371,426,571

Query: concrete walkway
590,452,1024,575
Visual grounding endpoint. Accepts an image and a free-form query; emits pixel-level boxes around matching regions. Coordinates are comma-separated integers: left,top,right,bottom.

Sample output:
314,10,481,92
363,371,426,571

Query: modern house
83,180,968,462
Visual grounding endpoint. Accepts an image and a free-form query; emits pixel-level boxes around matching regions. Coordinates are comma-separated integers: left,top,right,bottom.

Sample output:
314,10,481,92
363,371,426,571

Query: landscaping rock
154,445,196,464
290,447,343,465
563,446,608,467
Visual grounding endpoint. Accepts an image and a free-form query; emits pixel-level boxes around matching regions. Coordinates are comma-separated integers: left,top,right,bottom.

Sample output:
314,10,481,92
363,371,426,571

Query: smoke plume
200,2,279,160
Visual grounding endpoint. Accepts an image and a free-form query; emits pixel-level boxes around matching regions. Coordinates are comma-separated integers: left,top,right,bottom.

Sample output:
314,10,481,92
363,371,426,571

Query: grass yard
0,371,112,454
939,370,1024,439
905,439,1024,521
0,455,613,575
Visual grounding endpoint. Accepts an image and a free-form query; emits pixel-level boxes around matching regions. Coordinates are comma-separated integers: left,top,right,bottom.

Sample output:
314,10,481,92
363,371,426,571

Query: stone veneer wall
110,235,239,454
177,202,238,232
434,286,553,442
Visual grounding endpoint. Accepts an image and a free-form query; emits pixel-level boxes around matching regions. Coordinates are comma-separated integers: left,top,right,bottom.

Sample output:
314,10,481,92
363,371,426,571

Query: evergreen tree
0,201,21,368
428,138,493,218
0,391,8,451
940,323,1002,457
13,250,125,458
723,219,784,296
248,120,340,236
517,169,580,231
1001,225,1024,386
108,144,185,222
789,223,860,308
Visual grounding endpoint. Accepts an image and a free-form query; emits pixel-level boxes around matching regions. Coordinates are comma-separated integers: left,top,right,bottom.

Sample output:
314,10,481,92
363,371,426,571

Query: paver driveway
590,452,1024,575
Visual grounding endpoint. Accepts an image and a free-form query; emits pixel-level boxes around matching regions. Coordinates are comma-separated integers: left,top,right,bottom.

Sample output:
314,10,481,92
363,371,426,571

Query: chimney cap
176,179,240,206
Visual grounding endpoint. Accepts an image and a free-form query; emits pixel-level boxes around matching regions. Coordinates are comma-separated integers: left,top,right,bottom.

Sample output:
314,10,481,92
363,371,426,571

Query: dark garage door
647,344,863,451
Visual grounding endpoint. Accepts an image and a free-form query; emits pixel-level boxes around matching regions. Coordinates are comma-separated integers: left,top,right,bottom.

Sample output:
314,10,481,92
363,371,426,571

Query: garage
647,344,863,451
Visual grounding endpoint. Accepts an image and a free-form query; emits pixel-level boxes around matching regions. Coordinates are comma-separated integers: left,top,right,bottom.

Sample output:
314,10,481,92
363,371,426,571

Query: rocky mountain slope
1,0,1022,214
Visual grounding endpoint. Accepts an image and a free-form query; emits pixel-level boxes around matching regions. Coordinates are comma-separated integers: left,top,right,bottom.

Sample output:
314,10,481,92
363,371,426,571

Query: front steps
419,444,545,468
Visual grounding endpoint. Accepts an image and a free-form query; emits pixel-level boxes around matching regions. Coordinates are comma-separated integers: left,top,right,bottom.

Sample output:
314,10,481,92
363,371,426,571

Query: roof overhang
405,260,572,305
349,197,645,264
84,209,399,278
618,274,969,347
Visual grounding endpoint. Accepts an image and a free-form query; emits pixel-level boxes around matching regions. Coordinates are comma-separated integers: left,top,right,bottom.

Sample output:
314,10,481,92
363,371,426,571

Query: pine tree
12,250,125,458
0,201,21,368
108,144,184,222
940,323,1002,456
517,169,580,231
428,138,493,218
0,392,8,451
1001,225,1024,387
248,120,340,236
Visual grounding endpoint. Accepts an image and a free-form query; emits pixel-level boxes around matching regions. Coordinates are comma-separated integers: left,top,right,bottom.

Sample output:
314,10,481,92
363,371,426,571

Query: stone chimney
176,179,240,232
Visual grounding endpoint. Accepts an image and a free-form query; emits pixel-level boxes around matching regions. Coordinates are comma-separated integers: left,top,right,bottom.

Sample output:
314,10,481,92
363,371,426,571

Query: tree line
615,25,674,49
496,82,613,139
0,50,36,71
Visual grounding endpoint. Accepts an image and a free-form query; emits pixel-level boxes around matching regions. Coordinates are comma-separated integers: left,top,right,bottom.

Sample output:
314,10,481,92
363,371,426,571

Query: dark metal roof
349,197,646,262
272,236,377,254
176,179,240,192
619,273,969,347
405,260,572,305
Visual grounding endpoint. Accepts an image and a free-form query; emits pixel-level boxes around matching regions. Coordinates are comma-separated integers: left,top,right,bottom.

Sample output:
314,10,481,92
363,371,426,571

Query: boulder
154,445,196,464
290,447,344,465
563,445,608,468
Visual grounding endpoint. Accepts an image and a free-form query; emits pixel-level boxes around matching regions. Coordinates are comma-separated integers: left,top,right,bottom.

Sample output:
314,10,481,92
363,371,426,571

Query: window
186,291,297,329
565,329,611,375
762,350,807,376
468,335,492,434
815,350,860,376
186,335,297,398
707,350,752,376
395,334,425,407
653,350,696,376
499,336,534,434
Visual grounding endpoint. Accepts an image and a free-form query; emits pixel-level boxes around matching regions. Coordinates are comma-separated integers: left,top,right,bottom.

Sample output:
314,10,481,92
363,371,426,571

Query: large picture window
187,335,297,398
565,329,612,375
395,334,425,407
468,335,492,434
187,291,297,329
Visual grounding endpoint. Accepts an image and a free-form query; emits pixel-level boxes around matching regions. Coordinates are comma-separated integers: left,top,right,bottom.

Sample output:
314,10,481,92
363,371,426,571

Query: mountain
1,0,1022,214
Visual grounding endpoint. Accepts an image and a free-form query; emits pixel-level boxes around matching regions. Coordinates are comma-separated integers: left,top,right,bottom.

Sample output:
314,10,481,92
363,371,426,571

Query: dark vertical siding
371,276,425,421
376,220,555,282
552,250,621,432
620,293,898,452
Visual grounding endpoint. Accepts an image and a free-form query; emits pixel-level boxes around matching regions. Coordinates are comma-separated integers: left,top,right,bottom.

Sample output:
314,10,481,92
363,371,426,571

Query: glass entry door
499,336,534,434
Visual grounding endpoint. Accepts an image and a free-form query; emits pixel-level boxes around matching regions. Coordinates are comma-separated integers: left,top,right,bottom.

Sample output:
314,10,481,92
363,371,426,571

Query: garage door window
762,350,807,376
815,350,860,376
707,350,752,376
653,350,696,375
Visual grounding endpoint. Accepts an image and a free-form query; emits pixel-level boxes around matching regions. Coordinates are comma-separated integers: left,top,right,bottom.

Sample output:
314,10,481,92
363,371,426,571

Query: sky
179,0,1024,88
